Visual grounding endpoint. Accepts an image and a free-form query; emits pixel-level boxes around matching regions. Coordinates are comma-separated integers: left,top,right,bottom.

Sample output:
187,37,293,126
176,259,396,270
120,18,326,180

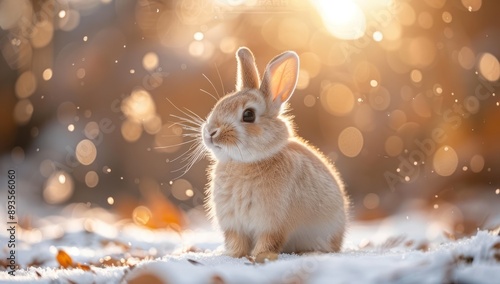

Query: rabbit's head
202,47,299,163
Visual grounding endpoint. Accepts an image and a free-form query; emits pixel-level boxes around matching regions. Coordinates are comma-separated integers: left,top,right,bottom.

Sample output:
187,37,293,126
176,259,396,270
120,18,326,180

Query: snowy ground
1,207,499,283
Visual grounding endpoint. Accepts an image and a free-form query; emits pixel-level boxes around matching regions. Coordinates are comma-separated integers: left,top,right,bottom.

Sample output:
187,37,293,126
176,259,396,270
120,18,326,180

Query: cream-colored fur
202,47,349,261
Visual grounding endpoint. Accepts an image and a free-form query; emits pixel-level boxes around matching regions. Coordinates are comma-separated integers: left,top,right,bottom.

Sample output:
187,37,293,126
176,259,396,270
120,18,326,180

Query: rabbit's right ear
235,47,260,91
260,51,299,115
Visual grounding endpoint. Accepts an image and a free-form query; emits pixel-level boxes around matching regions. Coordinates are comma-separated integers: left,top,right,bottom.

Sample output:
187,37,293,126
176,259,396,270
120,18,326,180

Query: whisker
167,120,200,130
169,114,202,126
164,94,209,179
203,73,221,99
166,98,204,125
183,133,201,138
177,141,202,162
171,145,206,175
154,138,199,149
170,113,203,127
159,133,201,138
169,124,200,133
167,141,201,163
215,63,226,97
183,107,205,122
179,109,204,125
200,88,219,102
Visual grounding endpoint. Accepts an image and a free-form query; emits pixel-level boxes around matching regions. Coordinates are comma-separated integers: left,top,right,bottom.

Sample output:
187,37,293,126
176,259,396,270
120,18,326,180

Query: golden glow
15,71,36,99
312,0,366,40
478,53,500,82
338,126,363,158
121,119,143,142
368,87,391,111
85,171,99,188
43,171,74,204
121,88,156,122
388,110,407,130
470,155,485,173
433,146,458,177
154,123,183,153
296,69,310,90
84,121,100,139
385,136,403,157
412,93,432,117
42,68,53,81
142,52,159,71
304,94,316,107
13,99,34,125
363,193,380,209
300,52,321,78
461,0,482,12
171,179,193,201
458,46,475,70
372,31,383,42
133,206,152,226
76,139,97,166
30,20,53,48
320,83,355,116
410,69,423,83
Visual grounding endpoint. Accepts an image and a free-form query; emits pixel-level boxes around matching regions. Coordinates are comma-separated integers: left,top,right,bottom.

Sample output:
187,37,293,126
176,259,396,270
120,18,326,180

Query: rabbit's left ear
236,47,260,91
260,51,299,113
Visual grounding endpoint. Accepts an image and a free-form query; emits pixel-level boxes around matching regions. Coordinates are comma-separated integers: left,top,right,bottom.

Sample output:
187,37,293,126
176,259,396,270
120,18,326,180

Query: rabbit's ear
236,47,260,91
260,51,299,113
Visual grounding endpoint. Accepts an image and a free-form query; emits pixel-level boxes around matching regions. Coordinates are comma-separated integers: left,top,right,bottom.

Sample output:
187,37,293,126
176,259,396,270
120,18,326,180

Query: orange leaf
56,250,74,268
76,263,92,271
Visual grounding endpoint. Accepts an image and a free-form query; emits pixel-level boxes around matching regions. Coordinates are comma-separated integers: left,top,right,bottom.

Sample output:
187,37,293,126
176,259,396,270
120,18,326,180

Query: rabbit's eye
242,108,256,123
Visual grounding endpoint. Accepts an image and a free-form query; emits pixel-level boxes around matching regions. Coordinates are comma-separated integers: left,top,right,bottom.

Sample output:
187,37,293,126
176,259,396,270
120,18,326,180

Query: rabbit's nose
210,129,218,137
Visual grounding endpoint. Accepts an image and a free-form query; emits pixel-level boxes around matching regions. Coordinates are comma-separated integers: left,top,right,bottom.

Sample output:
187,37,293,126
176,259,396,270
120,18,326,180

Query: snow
1,209,499,283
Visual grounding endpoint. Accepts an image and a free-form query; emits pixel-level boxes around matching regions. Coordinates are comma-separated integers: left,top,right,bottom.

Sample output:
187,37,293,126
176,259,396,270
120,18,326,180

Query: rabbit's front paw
224,230,251,258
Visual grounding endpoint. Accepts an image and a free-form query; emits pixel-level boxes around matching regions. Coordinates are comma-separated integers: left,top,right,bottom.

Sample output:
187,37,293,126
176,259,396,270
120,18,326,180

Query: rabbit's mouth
202,134,221,151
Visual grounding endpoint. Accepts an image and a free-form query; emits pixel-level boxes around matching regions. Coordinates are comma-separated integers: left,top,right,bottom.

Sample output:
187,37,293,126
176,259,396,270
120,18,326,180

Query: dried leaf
415,242,429,252
255,252,278,264
28,258,46,267
404,240,414,247
443,231,456,241
0,260,10,269
492,242,500,250
56,250,74,268
494,254,500,262
185,246,202,253
187,259,204,266
211,274,226,284
127,272,167,284
100,239,130,251
99,256,124,267
457,255,474,264
76,263,92,271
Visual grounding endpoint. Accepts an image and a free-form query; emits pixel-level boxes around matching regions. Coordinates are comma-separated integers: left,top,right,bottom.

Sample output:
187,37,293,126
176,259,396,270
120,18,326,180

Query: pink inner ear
268,56,298,104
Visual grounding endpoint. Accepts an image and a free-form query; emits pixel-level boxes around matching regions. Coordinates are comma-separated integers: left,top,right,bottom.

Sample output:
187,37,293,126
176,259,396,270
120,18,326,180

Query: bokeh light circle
338,126,364,158
433,146,458,176
320,83,355,116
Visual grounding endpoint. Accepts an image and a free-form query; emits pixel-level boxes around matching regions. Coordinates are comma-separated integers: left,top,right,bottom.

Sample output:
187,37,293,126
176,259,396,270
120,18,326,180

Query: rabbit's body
202,47,349,261
209,138,346,254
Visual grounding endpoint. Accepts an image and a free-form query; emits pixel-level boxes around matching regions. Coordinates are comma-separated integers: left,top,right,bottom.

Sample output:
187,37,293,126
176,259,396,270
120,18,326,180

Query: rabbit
202,47,349,262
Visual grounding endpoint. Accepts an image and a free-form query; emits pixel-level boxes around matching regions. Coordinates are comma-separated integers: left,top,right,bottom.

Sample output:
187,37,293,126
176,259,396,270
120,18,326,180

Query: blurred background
0,0,499,236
